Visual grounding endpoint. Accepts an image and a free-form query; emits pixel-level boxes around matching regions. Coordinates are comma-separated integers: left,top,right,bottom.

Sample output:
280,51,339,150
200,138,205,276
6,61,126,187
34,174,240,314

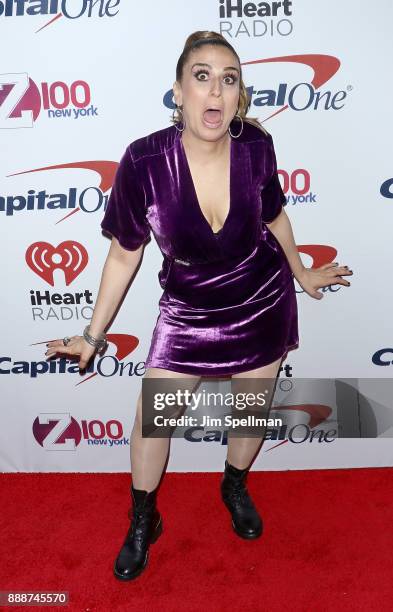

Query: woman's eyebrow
190,62,240,72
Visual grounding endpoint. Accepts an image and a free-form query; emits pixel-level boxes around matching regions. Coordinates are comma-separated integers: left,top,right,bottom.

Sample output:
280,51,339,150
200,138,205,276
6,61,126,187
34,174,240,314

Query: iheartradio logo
25,240,93,322
25,240,88,286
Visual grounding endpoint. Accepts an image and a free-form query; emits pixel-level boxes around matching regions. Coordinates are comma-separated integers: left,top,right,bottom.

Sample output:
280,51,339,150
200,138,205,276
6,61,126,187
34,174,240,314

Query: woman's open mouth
202,108,223,128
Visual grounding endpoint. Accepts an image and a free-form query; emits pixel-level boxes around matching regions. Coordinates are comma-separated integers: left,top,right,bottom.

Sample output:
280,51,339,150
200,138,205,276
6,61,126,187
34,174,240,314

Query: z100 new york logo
0,73,98,128
32,413,129,450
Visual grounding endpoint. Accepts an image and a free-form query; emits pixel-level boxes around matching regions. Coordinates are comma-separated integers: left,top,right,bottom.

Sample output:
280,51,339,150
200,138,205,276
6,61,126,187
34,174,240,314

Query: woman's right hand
45,335,97,369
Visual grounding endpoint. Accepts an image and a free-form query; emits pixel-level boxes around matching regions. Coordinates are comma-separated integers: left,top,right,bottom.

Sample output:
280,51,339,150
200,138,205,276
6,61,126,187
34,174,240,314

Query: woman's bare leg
130,367,201,491
226,356,283,469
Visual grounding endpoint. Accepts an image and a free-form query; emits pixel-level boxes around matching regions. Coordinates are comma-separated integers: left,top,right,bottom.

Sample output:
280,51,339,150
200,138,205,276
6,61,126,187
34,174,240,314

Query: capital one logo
296,245,345,295
25,240,88,286
185,404,334,447
0,0,120,33
243,54,348,120
265,403,334,451
164,54,349,120
3,160,117,222
0,73,96,129
29,333,143,383
297,245,337,269
372,349,393,367
380,178,393,199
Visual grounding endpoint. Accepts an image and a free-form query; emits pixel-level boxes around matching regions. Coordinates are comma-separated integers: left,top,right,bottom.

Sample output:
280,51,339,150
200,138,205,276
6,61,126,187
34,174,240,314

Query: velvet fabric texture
101,121,299,376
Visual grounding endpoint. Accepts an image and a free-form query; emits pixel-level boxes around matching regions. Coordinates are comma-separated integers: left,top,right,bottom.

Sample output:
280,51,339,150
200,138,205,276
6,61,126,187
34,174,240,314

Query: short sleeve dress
101,120,299,376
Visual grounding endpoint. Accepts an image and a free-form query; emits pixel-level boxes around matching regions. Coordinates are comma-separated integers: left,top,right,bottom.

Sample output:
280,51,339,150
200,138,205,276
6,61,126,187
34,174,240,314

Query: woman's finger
339,269,353,276
46,340,73,349
46,339,65,348
319,262,339,270
45,347,69,357
46,335,81,348
332,266,353,275
326,277,351,287
319,264,353,276
45,344,79,357
79,356,91,369
323,270,350,281
311,289,324,299
46,337,83,357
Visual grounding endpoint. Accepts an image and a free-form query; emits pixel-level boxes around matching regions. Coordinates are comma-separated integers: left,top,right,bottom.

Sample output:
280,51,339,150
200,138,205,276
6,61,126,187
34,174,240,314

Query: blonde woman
45,31,352,580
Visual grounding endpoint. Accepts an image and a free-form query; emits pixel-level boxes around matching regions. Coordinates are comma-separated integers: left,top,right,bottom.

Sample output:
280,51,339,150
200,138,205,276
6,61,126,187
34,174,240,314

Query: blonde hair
173,30,268,136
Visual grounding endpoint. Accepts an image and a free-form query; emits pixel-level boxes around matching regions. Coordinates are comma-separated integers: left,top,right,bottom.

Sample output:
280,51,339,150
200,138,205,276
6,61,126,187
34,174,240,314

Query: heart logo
25,240,88,286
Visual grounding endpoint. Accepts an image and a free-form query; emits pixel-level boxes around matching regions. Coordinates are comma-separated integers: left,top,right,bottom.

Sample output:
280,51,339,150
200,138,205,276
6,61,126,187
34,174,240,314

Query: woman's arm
45,236,145,367
265,208,305,280
89,237,144,337
266,208,353,299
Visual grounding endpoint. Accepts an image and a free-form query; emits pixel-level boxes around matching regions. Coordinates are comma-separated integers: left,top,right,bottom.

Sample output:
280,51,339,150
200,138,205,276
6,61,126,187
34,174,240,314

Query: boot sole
113,516,163,581
231,519,263,540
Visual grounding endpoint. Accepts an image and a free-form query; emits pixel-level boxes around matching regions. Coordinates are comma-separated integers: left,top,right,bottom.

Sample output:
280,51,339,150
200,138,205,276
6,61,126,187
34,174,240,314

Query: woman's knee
132,366,202,435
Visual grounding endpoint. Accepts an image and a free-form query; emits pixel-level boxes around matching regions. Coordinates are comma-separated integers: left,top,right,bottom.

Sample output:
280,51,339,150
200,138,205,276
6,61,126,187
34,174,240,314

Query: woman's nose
210,77,222,96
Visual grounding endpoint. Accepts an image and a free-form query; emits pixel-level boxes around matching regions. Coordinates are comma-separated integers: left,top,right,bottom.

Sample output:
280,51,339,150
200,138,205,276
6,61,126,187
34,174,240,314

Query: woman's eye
195,71,208,80
193,71,238,84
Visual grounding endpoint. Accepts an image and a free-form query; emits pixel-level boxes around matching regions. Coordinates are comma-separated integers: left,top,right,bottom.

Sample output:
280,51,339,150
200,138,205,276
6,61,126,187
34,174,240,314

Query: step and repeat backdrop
1,0,392,472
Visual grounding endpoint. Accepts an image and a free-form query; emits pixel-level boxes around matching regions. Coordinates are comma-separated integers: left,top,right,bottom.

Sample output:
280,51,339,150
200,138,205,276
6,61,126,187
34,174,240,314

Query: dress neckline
175,125,234,238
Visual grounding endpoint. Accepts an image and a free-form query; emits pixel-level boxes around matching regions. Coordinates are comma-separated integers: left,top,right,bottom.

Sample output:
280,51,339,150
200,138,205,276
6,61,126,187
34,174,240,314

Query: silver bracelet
83,325,107,352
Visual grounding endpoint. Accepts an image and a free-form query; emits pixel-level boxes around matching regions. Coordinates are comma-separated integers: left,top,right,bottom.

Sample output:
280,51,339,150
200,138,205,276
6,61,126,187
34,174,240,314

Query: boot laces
228,481,254,508
129,507,155,543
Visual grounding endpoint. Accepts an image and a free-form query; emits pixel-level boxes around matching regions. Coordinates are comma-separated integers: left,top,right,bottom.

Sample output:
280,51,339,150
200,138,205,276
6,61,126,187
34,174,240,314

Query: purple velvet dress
101,120,299,376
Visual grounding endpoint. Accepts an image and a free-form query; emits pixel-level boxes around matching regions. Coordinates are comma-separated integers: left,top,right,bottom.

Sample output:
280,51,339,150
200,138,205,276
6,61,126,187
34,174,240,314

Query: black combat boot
221,460,263,539
113,483,163,580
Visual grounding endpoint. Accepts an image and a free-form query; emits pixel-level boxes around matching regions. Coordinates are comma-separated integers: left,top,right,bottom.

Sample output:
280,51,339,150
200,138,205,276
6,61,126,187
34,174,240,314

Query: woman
45,31,352,581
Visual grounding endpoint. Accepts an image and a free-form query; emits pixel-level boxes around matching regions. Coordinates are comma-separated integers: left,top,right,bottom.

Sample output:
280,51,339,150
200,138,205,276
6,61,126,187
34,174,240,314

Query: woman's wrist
87,325,106,338
293,264,307,283
83,325,107,352
86,318,107,338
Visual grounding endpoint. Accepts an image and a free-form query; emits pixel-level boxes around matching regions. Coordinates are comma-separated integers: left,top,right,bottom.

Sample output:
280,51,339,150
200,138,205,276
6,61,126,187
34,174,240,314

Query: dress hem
144,341,299,377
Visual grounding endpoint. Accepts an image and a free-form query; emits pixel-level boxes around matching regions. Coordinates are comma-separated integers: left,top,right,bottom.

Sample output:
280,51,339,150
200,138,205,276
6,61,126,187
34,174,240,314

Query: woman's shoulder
126,125,178,163
240,119,272,144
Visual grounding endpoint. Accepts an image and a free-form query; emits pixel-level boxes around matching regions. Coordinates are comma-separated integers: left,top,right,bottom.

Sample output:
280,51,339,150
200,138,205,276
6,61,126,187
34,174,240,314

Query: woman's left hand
296,262,353,299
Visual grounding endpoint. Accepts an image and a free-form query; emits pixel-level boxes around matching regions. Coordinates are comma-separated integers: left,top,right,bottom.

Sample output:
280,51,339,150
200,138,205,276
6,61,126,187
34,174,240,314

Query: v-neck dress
101,120,299,376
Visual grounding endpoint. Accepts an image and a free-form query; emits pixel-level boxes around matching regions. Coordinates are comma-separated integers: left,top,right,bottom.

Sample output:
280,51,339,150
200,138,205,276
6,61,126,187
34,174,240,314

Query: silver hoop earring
228,113,243,139
172,105,185,132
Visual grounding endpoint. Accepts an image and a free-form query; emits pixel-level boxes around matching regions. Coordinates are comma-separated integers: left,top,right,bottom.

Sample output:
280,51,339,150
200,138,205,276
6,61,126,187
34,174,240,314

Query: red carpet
1,468,393,611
